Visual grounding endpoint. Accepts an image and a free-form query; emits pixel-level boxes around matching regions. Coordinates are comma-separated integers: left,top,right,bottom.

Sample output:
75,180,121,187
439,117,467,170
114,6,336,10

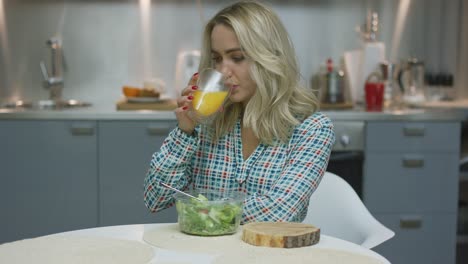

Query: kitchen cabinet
1,110,463,250
457,125,468,264
364,121,461,264
98,120,178,226
0,120,98,244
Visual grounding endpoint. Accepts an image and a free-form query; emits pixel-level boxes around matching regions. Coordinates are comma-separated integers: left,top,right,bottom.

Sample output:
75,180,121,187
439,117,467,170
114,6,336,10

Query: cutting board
116,99,177,111
320,102,354,110
242,222,320,248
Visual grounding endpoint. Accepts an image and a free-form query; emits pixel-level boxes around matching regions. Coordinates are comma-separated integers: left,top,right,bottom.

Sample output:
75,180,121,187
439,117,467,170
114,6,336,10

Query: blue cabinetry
98,121,177,226
364,122,461,264
0,120,98,243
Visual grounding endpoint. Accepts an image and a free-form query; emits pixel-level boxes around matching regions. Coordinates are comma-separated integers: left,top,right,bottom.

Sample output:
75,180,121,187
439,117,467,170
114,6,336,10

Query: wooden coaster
242,222,320,248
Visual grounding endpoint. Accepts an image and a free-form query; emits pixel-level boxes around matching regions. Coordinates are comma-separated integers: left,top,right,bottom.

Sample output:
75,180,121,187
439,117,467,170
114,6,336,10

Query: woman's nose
219,66,232,79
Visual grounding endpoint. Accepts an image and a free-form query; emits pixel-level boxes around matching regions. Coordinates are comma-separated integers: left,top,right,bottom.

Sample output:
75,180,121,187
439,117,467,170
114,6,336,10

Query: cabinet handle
402,155,424,168
146,124,171,135
70,123,95,136
403,124,425,137
400,216,423,229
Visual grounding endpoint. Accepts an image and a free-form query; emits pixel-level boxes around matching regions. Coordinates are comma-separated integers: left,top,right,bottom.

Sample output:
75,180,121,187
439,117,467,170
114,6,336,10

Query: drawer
372,213,457,264
366,122,460,152
364,153,459,213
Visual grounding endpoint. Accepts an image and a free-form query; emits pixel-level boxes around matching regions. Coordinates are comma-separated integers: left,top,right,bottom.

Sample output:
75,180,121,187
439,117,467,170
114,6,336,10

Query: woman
144,1,335,223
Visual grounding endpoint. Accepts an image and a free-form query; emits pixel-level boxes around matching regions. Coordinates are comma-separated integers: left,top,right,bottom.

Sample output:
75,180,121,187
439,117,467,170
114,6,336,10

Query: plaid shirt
144,112,335,223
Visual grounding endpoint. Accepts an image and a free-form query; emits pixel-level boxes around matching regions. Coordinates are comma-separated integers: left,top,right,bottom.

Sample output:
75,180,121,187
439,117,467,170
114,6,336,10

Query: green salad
175,194,243,236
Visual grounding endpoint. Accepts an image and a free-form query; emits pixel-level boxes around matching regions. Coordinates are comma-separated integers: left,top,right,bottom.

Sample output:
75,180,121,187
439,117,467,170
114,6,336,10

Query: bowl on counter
174,190,245,236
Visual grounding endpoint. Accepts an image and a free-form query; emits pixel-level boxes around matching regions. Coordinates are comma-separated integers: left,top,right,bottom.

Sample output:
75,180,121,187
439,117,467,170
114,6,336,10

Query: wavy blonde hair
199,1,319,144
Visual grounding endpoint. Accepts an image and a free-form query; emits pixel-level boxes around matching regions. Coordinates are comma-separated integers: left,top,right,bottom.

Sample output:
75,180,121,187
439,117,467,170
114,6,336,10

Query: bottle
324,58,345,104
440,73,455,101
425,73,441,102
380,61,400,109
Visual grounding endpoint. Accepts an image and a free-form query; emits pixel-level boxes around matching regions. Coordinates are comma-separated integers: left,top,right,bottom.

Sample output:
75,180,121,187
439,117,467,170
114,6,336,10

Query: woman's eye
232,56,245,63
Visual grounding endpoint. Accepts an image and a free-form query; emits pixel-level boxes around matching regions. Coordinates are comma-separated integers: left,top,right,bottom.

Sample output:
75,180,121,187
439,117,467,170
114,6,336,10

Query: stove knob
340,134,350,147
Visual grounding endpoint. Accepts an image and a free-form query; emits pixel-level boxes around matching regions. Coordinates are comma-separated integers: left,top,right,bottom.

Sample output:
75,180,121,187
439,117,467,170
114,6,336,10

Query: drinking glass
189,68,230,124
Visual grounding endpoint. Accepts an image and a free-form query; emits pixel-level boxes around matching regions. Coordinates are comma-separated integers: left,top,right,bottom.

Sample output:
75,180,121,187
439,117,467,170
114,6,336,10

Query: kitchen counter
0,105,466,121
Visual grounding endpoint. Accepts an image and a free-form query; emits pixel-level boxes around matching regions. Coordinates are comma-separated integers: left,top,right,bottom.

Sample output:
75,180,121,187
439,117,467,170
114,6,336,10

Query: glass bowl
174,190,245,236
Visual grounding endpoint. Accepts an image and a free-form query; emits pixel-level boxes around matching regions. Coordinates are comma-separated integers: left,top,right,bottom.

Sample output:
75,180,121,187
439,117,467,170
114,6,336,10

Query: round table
55,223,391,264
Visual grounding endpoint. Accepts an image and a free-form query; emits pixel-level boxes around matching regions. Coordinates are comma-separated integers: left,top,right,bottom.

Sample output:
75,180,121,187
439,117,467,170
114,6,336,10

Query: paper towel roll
344,42,386,104
359,42,386,103
344,50,362,104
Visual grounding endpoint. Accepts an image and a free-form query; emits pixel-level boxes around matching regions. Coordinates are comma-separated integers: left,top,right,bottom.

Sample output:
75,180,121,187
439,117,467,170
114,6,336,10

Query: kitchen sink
1,99,92,110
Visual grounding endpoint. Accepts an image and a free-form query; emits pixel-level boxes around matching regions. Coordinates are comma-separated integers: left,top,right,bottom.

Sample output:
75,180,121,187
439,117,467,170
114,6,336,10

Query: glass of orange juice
189,68,230,124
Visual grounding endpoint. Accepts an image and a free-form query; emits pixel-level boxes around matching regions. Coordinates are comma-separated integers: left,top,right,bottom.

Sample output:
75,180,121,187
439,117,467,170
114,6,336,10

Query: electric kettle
398,57,426,105
174,50,201,94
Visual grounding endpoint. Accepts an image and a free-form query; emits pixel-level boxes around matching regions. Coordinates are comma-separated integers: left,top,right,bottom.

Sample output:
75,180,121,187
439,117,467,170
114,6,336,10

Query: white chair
303,171,394,249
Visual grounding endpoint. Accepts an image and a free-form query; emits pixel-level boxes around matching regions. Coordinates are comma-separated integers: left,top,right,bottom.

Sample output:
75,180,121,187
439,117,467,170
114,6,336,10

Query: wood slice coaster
242,222,320,248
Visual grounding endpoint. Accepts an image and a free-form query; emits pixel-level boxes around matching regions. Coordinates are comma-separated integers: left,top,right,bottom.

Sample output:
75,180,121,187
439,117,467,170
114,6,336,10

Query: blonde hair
199,1,319,144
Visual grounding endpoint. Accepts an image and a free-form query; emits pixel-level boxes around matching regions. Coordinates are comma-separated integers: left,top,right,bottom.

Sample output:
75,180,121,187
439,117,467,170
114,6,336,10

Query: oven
326,121,365,198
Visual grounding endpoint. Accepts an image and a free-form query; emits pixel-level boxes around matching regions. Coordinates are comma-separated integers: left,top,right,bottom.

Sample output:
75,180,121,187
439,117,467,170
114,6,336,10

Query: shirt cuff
171,126,199,146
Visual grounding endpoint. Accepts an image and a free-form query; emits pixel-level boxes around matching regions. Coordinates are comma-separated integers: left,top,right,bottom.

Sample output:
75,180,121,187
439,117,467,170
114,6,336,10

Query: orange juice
192,90,228,116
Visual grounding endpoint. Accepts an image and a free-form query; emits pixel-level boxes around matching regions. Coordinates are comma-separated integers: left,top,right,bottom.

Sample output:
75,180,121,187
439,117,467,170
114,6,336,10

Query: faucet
40,37,65,101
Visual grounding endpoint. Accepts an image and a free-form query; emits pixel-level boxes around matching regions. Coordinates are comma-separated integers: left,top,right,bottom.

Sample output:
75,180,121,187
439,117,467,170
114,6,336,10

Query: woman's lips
231,85,239,91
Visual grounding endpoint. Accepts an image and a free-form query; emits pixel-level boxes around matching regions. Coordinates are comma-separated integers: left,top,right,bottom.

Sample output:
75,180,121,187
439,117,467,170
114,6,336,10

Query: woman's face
210,24,257,106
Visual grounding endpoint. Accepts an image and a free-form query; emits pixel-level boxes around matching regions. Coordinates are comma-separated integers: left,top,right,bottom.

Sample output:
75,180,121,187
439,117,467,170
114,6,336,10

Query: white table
56,223,391,264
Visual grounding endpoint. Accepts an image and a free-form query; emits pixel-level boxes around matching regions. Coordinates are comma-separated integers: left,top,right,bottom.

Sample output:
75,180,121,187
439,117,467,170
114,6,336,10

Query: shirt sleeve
242,116,335,223
143,126,199,212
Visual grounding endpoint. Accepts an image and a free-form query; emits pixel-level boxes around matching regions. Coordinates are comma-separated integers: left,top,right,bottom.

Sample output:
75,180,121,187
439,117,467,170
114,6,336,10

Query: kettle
174,50,201,94
398,58,426,105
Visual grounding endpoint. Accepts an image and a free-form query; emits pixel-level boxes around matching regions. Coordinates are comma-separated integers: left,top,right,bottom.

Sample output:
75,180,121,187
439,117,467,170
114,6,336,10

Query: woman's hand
175,73,199,135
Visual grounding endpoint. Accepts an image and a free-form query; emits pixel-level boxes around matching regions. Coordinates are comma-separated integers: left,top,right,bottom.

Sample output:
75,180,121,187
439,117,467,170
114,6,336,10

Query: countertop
0,103,466,122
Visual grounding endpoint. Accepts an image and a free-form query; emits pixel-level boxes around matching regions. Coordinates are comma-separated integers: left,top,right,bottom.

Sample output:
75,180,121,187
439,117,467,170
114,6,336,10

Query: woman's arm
143,126,199,213
242,117,335,223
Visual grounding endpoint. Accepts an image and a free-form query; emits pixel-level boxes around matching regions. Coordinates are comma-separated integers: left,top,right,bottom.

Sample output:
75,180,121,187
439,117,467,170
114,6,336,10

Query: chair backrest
303,171,394,249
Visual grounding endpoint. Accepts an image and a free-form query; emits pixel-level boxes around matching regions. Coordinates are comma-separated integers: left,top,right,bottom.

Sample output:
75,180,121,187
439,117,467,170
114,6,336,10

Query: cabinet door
98,121,177,226
364,153,459,213
373,213,457,264
0,120,98,243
